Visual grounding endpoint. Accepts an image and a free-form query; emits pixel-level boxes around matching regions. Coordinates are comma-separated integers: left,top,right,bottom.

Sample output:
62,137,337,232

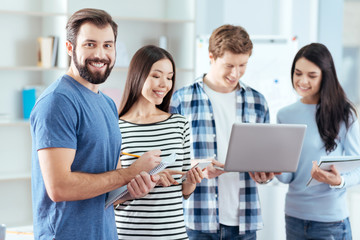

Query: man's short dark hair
66,8,118,47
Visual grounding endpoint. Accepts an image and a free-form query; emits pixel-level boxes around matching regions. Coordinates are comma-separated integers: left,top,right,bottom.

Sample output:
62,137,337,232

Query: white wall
196,0,319,42
343,0,360,106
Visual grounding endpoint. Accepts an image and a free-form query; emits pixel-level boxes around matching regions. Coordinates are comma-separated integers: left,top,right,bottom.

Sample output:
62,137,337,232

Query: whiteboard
195,35,299,123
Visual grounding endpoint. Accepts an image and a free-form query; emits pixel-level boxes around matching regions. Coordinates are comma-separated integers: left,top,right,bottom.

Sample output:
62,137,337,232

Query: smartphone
213,166,225,171
181,161,212,181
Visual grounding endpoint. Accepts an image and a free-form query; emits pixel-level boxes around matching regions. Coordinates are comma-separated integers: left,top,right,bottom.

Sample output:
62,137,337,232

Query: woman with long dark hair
114,45,203,239
277,43,360,239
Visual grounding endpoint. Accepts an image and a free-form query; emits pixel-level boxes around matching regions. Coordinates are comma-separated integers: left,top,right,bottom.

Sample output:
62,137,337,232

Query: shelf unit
0,0,196,228
0,9,67,17
0,173,31,181
0,120,30,127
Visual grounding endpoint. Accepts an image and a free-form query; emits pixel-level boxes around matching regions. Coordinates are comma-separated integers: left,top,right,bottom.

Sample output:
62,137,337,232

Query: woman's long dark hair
291,43,357,153
118,45,176,118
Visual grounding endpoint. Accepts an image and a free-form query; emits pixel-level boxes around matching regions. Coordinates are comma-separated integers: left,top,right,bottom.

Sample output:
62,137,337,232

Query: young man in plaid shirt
170,24,277,239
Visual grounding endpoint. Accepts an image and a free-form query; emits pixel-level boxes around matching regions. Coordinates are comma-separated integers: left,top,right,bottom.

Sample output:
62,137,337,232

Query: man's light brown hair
208,24,253,60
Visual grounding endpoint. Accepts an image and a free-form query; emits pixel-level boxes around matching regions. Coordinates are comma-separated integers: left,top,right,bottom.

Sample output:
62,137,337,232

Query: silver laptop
224,123,306,172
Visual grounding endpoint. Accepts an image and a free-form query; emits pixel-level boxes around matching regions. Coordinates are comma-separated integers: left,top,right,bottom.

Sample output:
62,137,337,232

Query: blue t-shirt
30,75,122,240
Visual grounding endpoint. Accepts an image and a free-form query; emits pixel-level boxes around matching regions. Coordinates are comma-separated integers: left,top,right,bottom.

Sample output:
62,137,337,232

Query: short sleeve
31,92,78,150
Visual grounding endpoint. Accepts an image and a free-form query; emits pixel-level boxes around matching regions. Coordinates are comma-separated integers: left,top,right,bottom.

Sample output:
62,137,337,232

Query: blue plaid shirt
170,76,270,234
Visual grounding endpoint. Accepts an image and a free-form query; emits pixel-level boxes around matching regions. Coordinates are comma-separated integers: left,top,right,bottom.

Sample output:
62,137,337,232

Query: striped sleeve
182,120,191,173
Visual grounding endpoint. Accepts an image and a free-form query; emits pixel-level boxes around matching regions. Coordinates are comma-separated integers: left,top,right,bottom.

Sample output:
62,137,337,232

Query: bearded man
30,8,161,240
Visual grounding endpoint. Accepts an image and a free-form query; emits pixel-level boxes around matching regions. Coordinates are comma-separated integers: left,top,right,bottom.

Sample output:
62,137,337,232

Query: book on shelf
51,36,59,67
37,36,59,68
22,85,44,119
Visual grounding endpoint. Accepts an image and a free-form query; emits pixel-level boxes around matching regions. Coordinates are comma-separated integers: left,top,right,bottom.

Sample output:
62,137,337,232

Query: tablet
224,123,306,172
307,155,360,187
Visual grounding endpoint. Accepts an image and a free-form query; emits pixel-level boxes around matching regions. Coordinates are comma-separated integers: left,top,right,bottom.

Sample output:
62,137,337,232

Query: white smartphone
213,166,224,171
181,161,212,181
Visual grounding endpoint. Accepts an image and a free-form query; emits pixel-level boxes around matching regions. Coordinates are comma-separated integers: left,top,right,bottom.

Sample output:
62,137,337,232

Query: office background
1,0,360,239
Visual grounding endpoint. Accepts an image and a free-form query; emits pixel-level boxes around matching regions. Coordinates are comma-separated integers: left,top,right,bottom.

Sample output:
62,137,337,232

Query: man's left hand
249,172,281,184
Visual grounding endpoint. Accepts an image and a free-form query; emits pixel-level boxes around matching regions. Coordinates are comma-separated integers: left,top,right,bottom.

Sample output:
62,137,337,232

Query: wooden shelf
6,225,34,238
112,16,194,23
0,173,31,181
0,11,194,23
0,66,67,71
0,9,67,17
0,120,30,126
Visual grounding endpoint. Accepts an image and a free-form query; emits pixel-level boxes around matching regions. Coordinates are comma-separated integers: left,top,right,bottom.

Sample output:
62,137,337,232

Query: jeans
285,215,352,240
187,224,257,240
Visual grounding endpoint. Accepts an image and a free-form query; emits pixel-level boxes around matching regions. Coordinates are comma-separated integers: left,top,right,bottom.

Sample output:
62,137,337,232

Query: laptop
224,123,306,172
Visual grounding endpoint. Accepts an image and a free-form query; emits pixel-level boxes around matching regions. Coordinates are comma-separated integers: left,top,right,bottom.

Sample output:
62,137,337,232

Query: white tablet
224,123,306,172
307,155,360,186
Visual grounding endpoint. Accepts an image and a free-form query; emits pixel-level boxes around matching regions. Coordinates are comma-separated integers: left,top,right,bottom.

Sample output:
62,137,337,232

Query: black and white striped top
115,114,191,240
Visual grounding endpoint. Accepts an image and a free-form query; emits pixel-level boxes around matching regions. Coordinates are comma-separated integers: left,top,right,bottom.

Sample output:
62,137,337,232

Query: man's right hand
128,149,162,173
128,171,160,199
114,172,160,204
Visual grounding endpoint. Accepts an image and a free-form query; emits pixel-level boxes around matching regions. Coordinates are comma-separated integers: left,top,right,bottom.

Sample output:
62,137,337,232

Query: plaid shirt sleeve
170,80,269,234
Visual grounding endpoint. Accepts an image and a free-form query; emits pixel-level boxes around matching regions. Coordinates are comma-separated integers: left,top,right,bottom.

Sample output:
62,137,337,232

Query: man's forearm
46,168,137,202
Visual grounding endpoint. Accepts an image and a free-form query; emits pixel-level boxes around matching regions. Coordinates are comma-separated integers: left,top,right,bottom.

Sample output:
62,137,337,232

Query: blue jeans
285,215,352,240
187,225,257,240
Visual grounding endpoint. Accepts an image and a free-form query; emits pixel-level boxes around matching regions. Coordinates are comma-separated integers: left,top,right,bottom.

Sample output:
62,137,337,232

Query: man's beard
73,50,114,85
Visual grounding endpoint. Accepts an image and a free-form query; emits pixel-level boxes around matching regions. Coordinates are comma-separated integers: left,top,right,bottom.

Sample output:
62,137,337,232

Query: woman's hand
157,169,184,187
182,166,205,198
183,167,204,184
311,161,342,186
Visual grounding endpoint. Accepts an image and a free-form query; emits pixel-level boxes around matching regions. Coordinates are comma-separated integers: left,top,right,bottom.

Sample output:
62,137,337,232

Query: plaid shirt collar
194,74,246,93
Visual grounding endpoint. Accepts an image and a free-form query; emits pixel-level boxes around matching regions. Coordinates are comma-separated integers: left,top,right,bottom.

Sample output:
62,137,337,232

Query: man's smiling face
72,22,116,84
